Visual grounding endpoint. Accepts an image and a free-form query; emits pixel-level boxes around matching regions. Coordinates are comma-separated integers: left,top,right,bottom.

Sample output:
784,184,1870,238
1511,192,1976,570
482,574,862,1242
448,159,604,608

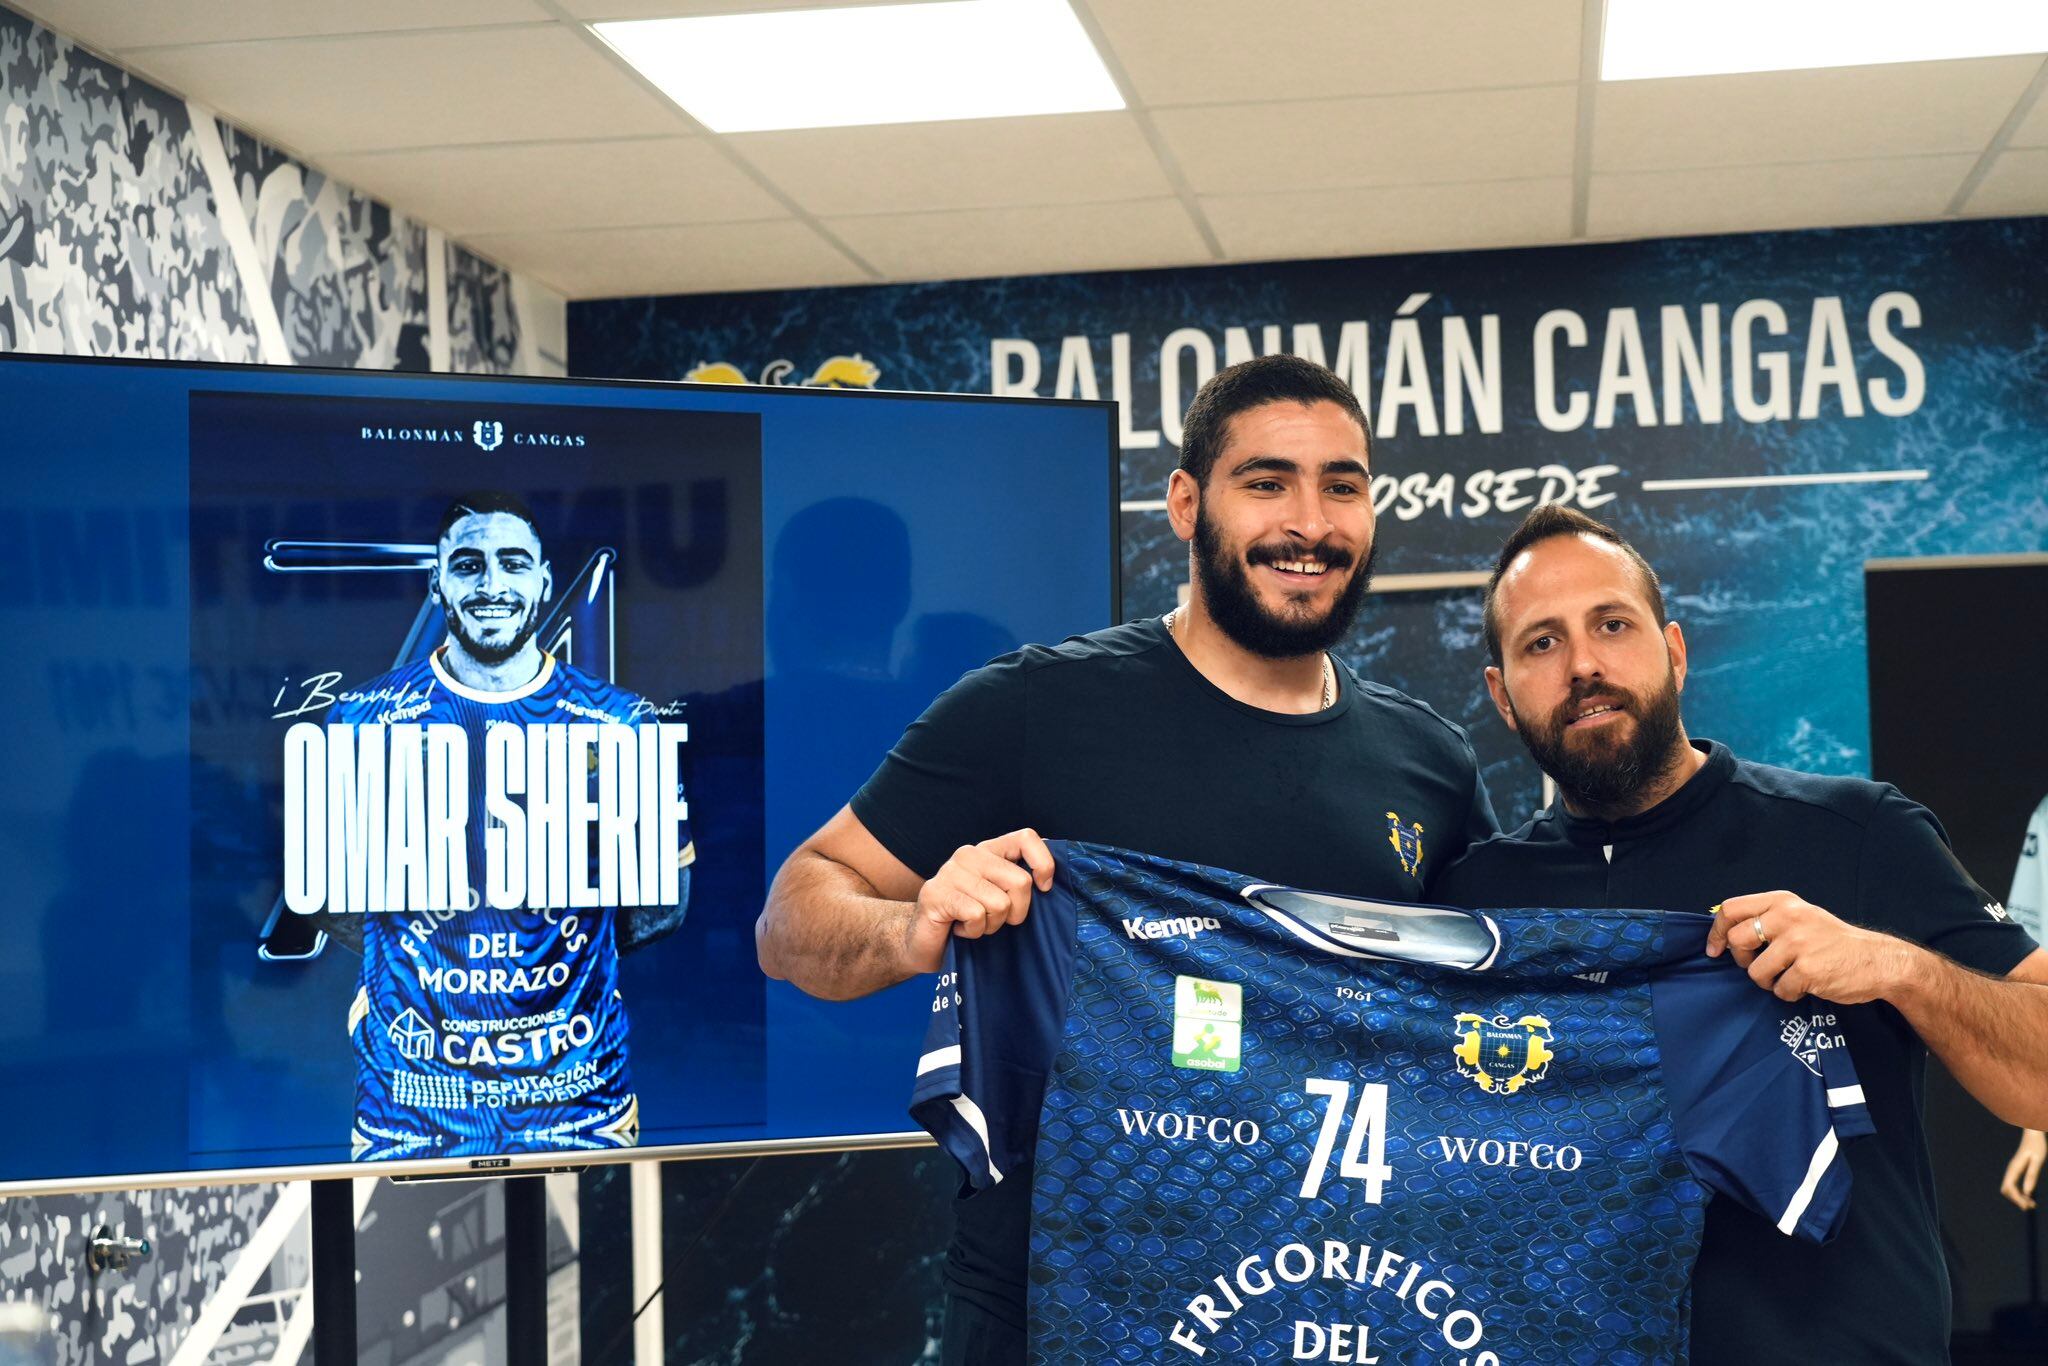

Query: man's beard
441,594,541,667
1192,506,1376,659
1511,667,1685,814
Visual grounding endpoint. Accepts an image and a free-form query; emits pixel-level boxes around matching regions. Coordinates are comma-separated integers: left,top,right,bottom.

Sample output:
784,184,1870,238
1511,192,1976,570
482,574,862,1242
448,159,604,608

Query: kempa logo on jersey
1125,914,1223,941
1172,975,1243,1073
1116,1108,1263,1147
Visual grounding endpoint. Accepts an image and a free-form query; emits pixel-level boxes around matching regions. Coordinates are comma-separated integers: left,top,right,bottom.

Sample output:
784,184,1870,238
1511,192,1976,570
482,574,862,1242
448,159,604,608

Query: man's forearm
757,847,917,1001
1890,947,2048,1129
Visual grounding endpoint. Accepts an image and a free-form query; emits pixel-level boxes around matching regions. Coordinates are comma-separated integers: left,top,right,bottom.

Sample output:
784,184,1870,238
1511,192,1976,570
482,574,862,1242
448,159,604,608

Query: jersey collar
429,647,557,703
1153,616,1359,727
1548,739,1734,848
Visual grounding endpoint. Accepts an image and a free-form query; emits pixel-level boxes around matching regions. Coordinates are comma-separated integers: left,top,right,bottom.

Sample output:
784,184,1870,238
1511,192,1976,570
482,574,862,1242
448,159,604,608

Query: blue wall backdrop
575,216,2048,828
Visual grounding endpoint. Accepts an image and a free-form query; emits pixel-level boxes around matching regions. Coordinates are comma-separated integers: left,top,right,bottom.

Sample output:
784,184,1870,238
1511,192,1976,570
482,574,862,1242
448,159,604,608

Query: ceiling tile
7,0,546,50
1154,87,1577,195
824,199,1211,282
1593,57,2042,171
461,221,869,299
128,27,682,155
729,113,1174,216
1587,157,1976,239
317,139,785,234
1202,178,1574,263
1963,148,2048,217
2010,86,2048,147
1090,0,1584,106
560,0,914,16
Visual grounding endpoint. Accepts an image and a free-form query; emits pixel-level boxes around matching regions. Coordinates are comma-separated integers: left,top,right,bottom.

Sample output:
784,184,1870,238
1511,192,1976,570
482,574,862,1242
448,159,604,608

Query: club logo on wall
684,354,882,389
472,419,504,451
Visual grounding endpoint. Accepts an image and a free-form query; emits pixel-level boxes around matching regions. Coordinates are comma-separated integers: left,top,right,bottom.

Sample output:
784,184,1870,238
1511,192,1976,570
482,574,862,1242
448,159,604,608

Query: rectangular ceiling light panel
596,0,1124,133
1603,0,2048,81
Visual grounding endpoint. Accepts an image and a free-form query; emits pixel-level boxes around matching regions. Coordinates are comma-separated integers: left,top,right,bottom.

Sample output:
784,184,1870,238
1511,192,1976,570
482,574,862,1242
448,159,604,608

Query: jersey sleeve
2007,796,2047,947
850,657,1026,879
909,848,1079,1195
909,942,1001,1189
1860,787,2038,976
1652,958,1874,1243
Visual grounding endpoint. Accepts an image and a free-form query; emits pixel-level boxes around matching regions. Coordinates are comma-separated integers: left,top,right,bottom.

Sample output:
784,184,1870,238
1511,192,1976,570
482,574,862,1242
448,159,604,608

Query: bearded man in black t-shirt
1433,503,2048,1365
756,354,1497,1364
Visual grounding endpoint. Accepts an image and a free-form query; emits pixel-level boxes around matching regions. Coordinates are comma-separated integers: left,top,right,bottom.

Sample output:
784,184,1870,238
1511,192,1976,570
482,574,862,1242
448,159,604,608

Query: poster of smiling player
186,391,766,1167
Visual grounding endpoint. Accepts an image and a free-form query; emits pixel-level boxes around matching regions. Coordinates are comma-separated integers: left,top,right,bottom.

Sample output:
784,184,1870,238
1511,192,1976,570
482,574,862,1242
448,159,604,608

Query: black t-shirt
1432,740,2039,1366
852,617,1497,1335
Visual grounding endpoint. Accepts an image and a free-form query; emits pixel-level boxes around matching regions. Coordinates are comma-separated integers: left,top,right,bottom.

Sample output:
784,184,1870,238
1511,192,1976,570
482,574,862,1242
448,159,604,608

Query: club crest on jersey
1452,1012,1553,1094
1385,811,1424,878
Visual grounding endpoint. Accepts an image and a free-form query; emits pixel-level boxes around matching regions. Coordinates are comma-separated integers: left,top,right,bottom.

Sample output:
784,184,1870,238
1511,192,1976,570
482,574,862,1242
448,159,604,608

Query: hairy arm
758,807,927,1001
1889,947,2048,1130
756,806,1052,1002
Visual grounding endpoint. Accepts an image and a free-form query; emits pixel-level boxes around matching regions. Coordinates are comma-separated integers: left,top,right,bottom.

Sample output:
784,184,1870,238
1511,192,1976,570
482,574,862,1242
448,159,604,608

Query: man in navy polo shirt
1433,504,2048,1364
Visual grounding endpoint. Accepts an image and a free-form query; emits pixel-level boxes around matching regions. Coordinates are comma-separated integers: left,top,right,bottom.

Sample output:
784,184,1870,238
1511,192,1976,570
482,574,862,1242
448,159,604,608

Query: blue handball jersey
912,842,1873,1364
327,649,692,1160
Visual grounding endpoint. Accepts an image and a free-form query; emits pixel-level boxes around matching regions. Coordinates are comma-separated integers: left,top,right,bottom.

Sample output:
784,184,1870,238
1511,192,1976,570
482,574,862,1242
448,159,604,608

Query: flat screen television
0,352,1117,1193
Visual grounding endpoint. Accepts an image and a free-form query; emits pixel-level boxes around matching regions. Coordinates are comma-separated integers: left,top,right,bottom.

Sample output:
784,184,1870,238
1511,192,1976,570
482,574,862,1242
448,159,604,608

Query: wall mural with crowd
0,4,563,1360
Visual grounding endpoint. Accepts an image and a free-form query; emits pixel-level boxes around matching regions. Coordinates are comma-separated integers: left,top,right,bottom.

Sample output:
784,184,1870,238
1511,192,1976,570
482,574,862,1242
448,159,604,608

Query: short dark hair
1481,505,1666,667
1177,354,1370,488
437,490,542,548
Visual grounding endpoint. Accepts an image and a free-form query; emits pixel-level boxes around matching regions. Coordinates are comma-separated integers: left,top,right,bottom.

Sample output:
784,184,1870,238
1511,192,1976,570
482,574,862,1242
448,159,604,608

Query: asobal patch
1173,975,1242,1073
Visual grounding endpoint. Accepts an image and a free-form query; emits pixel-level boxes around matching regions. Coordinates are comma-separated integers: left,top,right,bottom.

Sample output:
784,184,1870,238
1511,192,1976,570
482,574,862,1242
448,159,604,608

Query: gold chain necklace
1163,610,1335,709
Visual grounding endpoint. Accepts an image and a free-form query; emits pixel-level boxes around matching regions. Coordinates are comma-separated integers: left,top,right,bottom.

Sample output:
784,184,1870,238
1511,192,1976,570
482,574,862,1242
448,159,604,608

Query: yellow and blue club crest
1452,1012,1555,1095
1385,811,1424,878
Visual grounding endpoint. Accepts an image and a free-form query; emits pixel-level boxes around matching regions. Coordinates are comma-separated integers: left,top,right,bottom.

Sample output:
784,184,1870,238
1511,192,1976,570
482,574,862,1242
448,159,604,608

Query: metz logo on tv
279,720,690,914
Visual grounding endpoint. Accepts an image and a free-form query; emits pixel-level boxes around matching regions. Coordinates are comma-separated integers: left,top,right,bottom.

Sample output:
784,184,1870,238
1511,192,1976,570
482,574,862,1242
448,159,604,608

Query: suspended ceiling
10,0,2046,299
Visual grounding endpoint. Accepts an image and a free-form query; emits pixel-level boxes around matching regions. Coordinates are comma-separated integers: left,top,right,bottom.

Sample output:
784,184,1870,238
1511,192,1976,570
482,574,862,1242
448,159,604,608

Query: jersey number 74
1300,1078,1394,1202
